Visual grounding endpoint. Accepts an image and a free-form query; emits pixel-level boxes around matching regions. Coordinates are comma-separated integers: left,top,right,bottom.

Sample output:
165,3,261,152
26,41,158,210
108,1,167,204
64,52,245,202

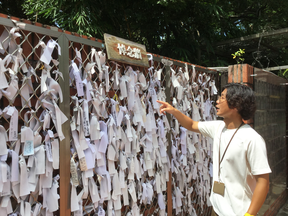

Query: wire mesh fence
163,62,218,216
0,15,218,216
68,39,168,215
0,20,62,215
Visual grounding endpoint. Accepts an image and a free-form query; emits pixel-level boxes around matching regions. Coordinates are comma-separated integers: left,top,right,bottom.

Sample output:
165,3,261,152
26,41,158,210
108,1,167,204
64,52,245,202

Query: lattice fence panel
162,62,218,216
0,24,63,215
68,40,170,216
0,16,219,216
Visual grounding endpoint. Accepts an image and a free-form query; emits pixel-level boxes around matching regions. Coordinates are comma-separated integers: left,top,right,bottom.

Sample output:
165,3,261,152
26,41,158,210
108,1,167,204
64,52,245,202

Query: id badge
213,181,225,196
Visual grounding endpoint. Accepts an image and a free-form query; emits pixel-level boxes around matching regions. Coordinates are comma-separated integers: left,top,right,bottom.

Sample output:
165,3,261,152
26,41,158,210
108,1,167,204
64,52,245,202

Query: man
157,83,271,216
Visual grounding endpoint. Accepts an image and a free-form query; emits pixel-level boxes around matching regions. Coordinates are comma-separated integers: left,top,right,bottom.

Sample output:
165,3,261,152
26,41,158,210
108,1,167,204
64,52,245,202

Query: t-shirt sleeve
198,120,224,139
247,135,271,175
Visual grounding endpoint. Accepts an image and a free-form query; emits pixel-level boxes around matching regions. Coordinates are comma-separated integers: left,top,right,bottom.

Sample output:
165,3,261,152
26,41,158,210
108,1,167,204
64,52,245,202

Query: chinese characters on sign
104,33,149,67
117,43,142,60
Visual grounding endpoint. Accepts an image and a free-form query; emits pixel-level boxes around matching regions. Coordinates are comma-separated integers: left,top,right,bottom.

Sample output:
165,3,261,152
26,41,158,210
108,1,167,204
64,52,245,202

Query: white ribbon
111,61,121,90
88,177,100,204
47,77,63,103
104,65,110,92
180,127,187,155
0,126,8,156
70,61,84,97
19,155,30,196
90,114,100,141
91,48,103,80
14,48,28,73
71,183,79,212
0,58,9,90
40,39,61,65
53,100,68,141
46,176,60,212
0,27,21,54
2,75,18,102
82,79,92,102
127,68,137,111
210,80,218,95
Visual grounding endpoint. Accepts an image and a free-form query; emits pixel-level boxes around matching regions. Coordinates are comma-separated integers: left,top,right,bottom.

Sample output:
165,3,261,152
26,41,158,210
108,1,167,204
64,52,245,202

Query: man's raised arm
157,100,200,133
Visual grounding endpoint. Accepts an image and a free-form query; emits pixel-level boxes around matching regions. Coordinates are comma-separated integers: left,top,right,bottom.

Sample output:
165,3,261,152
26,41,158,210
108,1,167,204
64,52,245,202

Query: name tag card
213,181,225,196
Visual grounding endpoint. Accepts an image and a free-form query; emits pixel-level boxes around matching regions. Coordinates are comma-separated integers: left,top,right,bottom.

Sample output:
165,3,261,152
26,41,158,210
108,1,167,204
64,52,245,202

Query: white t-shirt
198,121,271,216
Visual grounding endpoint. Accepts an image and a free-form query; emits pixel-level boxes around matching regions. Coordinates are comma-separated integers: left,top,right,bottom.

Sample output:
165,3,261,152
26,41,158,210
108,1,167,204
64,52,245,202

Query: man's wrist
170,107,177,115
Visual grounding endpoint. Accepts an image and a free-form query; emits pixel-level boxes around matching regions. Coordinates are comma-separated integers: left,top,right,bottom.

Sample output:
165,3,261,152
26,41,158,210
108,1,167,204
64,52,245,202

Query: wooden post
58,34,71,216
164,61,173,216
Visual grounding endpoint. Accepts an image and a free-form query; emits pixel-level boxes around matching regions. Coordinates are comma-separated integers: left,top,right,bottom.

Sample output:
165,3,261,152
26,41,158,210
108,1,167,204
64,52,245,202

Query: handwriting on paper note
33,203,42,216
71,62,84,97
45,140,53,162
82,112,90,137
98,206,105,216
23,140,34,156
70,158,79,186
74,72,84,97
9,108,18,141
79,157,88,171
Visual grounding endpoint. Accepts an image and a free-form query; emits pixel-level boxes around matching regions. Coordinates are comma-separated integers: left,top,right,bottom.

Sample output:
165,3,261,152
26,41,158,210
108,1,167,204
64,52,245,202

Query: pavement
276,201,288,216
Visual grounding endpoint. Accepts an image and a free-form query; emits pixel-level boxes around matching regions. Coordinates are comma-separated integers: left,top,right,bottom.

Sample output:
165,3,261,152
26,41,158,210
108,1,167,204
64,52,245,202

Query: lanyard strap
218,122,244,180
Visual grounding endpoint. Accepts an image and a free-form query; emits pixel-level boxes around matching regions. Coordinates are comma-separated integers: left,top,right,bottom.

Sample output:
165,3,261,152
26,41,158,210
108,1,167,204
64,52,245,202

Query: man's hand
157,100,200,133
157,100,176,115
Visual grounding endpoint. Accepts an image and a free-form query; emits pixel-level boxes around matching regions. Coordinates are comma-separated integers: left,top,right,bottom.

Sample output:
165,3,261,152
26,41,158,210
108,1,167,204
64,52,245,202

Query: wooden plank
104,33,149,67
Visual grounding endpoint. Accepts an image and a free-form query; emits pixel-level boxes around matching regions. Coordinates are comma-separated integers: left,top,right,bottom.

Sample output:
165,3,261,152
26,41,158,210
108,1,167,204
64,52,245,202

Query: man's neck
224,117,243,129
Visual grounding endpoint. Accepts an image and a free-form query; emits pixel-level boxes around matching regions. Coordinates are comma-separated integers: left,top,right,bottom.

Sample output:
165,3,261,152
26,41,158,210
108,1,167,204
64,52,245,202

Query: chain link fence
0,15,218,216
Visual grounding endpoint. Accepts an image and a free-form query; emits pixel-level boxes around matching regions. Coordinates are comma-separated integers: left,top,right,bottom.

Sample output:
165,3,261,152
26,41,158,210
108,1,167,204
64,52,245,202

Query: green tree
1,0,288,67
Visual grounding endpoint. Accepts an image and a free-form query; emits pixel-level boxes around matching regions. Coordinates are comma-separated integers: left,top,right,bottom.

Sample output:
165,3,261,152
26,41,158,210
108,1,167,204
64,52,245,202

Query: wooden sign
104,33,149,67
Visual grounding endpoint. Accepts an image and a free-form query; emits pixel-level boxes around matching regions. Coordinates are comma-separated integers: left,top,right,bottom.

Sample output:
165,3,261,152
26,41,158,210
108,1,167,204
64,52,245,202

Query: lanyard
218,122,244,180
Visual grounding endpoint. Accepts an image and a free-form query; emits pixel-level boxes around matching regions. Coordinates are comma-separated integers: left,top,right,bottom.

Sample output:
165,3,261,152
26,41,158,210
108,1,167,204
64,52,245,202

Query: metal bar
66,34,105,49
153,55,217,74
58,34,71,216
21,24,62,38
0,17,18,27
215,27,288,46
0,17,62,38
164,64,173,216
267,65,288,71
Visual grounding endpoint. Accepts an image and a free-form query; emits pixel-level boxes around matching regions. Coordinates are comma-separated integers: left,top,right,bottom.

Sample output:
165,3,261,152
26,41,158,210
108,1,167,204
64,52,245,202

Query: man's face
216,89,232,118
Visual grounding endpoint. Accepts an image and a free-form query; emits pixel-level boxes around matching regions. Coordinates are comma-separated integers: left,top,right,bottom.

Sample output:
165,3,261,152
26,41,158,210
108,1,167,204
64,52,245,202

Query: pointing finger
157,100,168,105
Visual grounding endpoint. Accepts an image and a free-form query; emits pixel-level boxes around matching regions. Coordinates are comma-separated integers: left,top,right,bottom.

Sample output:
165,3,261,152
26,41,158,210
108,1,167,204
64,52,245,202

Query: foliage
231,48,245,64
22,0,102,36
278,69,288,80
1,0,288,67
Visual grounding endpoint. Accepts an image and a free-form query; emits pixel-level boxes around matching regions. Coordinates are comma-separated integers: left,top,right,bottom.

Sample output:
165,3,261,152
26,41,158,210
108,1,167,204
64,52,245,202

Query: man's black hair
222,83,256,120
